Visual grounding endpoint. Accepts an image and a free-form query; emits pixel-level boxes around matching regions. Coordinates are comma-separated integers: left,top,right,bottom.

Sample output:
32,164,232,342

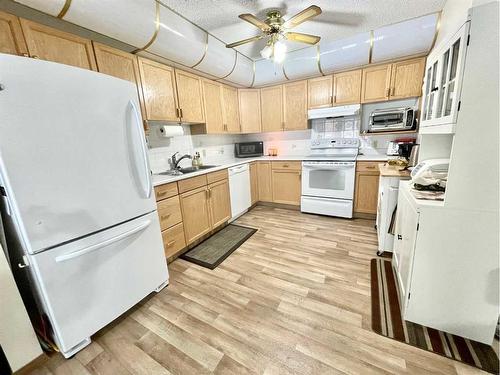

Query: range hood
14,0,439,88
308,104,361,120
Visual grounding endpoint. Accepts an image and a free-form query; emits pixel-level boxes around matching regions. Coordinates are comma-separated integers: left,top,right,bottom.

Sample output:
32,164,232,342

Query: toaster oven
368,107,416,132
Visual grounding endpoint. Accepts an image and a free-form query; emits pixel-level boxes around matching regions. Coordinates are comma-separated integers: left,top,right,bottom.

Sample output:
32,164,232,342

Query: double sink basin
157,165,218,176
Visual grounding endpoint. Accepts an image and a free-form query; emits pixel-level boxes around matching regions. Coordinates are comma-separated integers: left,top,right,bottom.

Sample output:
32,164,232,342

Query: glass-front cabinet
420,22,470,133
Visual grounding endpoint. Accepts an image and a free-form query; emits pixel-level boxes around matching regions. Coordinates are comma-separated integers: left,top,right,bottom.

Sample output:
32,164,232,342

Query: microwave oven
368,107,416,132
235,141,264,158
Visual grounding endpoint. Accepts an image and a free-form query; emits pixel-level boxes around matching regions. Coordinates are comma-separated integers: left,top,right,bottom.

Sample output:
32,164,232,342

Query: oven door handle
303,164,355,171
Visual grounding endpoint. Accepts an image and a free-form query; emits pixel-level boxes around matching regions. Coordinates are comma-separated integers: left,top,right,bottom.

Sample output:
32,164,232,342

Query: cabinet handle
179,108,183,118
175,108,180,118
397,234,402,240
281,122,285,131
160,214,171,221
21,53,29,57
386,88,390,97
365,165,376,169
333,94,336,103
166,239,177,246
391,87,395,96
157,191,167,197
330,95,334,104
32,55,40,59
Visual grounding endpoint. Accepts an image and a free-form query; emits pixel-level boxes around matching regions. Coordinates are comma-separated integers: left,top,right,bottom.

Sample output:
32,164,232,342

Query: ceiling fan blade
282,5,322,29
284,32,321,45
238,13,271,32
226,35,265,48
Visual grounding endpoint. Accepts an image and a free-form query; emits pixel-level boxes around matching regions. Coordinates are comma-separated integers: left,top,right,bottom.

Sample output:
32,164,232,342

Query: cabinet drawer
178,174,208,193
154,182,178,201
161,222,186,259
356,162,380,173
157,195,182,230
207,169,228,184
271,161,302,171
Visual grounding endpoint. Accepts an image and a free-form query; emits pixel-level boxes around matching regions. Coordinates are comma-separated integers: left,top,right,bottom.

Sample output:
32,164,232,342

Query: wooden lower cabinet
249,162,259,205
208,179,231,228
257,162,273,202
271,162,301,206
180,186,212,244
161,222,186,259
157,195,182,231
354,162,380,215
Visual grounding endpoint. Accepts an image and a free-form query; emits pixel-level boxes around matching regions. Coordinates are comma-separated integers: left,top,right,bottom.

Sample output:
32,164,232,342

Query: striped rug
371,258,499,374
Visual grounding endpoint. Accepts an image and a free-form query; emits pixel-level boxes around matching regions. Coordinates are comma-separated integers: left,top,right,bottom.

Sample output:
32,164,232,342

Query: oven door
302,161,356,200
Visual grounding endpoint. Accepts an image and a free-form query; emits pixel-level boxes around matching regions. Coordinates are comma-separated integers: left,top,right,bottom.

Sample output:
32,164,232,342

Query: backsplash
147,124,240,173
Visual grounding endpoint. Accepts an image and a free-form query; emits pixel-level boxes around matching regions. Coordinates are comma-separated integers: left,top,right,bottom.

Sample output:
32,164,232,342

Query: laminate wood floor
27,206,496,375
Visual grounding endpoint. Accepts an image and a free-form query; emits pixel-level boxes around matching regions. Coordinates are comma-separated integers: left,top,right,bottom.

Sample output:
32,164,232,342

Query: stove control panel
310,138,360,149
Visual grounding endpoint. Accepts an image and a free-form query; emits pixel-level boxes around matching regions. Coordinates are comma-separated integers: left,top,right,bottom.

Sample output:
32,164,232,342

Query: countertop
152,154,390,187
378,163,411,177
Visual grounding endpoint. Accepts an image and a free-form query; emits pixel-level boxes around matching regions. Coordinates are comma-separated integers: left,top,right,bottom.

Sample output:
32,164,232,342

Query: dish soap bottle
192,152,202,168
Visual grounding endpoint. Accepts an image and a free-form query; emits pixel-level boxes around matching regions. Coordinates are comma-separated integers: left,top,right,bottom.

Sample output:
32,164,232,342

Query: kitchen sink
157,165,218,176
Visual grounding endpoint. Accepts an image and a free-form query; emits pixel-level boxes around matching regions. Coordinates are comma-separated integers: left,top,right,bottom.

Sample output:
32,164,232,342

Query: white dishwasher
228,164,251,219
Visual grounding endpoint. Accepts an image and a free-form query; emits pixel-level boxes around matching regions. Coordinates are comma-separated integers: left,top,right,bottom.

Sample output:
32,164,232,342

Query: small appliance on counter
386,138,416,159
369,107,417,133
235,141,264,158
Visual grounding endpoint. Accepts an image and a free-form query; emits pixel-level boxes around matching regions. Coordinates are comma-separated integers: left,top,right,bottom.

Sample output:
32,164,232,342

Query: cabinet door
221,85,240,133
180,186,211,244
0,11,28,56
138,57,179,122
283,80,308,130
389,57,425,99
201,79,224,133
239,89,262,133
333,69,362,105
20,19,97,70
208,179,231,228
257,162,272,202
307,75,333,109
361,64,392,103
175,70,205,123
354,163,380,214
249,163,259,205
93,43,146,118
271,170,301,205
261,85,283,132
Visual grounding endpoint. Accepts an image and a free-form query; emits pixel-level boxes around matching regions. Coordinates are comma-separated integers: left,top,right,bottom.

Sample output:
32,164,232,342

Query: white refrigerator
0,54,169,357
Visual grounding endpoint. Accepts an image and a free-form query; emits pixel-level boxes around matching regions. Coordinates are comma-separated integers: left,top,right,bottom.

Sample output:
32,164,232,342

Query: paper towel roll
158,125,184,138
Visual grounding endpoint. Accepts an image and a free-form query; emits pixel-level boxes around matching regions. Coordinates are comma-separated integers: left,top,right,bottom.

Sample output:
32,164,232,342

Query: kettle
408,144,420,167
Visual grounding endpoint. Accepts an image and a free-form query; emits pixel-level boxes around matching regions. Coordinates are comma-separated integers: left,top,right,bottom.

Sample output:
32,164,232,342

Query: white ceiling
159,0,446,59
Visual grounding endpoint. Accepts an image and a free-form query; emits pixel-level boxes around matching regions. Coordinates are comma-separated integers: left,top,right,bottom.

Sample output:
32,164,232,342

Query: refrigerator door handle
129,100,152,199
55,219,152,263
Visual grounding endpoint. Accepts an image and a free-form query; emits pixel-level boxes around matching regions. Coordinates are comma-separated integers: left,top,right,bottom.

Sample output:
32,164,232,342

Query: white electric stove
301,138,360,218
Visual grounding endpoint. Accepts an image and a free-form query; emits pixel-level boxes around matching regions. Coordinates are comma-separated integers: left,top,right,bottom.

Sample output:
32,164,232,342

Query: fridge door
29,211,168,356
0,54,154,254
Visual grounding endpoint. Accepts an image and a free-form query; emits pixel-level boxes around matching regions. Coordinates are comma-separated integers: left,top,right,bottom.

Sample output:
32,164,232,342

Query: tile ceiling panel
159,0,446,59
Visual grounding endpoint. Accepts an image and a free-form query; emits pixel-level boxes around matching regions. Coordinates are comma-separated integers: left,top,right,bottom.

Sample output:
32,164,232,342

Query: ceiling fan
225,5,322,63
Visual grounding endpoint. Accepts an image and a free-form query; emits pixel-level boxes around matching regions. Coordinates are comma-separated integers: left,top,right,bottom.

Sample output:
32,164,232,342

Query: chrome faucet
170,152,192,170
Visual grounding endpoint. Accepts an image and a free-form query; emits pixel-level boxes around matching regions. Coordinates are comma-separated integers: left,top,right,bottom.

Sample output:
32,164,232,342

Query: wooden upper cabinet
93,42,145,116
0,11,28,56
221,85,240,133
175,70,205,123
238,89,261,133
20,19,97,70
361,64,392,103
389,57,426,99
137,57,178,122
201,79,224,133
208,179,231,228
308,75,333,109
333,69,362,105
260,85,283,132
283,80,308,131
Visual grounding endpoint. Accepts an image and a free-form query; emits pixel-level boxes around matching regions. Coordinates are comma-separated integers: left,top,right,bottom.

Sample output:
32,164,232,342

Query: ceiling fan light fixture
273,40,287,63
260,44,273,59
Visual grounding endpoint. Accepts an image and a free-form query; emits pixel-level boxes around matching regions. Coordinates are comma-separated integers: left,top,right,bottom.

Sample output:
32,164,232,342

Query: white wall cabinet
420,22,470,134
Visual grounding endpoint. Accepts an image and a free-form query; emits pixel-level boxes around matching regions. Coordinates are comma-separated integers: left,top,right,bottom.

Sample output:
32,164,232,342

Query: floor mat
371,258,499,374
180,224,257,269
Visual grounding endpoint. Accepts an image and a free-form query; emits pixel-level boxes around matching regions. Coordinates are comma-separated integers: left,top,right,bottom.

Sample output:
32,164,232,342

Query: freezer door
0,54,154,253
29,212,168,356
